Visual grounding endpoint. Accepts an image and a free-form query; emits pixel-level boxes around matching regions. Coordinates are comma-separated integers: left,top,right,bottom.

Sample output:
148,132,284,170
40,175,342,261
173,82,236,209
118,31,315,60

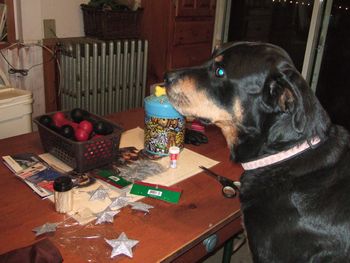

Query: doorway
225,0,350,131
313,0,350,131
227,0,314,72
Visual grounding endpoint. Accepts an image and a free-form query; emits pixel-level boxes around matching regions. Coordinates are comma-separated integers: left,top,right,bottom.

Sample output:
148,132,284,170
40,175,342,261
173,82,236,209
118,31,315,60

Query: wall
0,0,88,121
1,44,47,120
1,0,222,120
19,0,88,41
41,0,88,38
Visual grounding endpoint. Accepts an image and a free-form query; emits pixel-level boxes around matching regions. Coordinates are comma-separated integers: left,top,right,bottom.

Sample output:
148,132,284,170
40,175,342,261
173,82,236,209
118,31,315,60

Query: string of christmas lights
272,0,312,6
271,0,349,11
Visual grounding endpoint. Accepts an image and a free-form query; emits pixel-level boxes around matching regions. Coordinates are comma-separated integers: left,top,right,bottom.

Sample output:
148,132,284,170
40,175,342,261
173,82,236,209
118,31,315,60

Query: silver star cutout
88,186,110,201
32,222,58,236
95,208,120,224
109,192,130,210
105,232,139,258
129,201,154,213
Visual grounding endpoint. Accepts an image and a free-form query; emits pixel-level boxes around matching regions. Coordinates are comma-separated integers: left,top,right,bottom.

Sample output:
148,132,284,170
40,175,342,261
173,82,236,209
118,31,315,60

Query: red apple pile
39,108,114,142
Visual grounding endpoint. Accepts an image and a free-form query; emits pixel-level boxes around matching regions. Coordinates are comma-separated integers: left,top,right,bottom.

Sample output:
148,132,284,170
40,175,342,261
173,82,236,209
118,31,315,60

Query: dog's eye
215,67,225,78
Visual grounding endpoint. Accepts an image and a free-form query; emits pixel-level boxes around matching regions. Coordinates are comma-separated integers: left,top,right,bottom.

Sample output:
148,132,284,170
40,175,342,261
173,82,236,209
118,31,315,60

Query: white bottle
53,176,73,213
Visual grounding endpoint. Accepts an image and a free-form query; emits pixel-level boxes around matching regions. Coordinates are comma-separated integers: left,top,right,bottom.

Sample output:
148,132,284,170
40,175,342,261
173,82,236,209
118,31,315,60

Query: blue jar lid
144,95,183,119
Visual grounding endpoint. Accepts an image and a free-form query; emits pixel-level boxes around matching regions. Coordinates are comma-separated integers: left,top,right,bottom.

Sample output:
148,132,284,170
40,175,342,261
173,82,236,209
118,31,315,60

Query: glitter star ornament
95,209,120,224
109,192,130,210
88,186,110,201
105,232,139,258
32,222,58,236
130,201,154,213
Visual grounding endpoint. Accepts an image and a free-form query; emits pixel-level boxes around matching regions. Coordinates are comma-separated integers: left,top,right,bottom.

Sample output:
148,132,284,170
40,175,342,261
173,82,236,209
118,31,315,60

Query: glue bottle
53,176,73,213
169,146,180,168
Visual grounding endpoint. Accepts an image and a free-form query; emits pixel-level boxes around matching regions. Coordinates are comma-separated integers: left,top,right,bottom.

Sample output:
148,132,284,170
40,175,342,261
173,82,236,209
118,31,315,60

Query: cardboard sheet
120,127,219,187
44,127,219,225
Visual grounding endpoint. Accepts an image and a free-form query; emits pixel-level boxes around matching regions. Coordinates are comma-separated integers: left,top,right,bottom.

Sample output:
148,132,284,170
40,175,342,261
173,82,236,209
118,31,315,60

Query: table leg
222,236,234,263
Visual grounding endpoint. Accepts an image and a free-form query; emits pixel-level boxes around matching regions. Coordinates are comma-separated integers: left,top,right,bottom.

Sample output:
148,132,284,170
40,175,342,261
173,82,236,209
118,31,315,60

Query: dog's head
165,42,330,162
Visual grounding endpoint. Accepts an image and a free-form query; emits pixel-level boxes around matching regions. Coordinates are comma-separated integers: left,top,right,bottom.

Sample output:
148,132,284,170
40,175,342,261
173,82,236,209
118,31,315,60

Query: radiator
59,39,148,115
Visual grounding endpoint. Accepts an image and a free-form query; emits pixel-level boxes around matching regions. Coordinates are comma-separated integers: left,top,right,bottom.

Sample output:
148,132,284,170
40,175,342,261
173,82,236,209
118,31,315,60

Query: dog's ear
262,68,307,133
212,42,240,61
212,42,224,62
212,42,222,58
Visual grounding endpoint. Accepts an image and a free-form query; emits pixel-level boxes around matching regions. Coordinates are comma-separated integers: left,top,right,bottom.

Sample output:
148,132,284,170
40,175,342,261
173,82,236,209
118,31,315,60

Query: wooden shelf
140,0,216,86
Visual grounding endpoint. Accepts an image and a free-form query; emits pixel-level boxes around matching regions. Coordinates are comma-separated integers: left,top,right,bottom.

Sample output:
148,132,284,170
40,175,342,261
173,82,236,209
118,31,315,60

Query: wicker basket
34,111,123,172
81,4,143,39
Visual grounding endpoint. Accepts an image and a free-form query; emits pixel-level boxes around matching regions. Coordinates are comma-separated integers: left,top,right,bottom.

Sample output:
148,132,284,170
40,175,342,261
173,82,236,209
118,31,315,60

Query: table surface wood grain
0,108,243,262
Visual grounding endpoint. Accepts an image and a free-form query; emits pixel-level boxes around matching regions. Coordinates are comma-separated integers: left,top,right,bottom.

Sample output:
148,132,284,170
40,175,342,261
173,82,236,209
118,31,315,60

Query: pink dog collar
241,136,321,171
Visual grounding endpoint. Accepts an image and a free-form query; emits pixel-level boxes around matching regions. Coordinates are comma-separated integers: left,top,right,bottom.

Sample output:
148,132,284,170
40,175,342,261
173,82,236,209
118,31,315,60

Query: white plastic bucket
0,87,33,139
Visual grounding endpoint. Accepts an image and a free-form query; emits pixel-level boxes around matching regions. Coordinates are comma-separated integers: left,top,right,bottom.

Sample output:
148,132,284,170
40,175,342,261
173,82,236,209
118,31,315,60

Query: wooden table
0,108,243,262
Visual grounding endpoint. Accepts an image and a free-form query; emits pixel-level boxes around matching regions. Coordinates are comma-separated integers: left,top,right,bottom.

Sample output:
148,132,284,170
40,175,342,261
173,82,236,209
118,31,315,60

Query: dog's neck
232,91,331,168
240,136,321,170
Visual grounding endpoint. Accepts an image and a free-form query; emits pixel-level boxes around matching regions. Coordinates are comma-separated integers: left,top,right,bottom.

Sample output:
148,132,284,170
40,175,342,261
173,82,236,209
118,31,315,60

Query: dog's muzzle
164,71,179,88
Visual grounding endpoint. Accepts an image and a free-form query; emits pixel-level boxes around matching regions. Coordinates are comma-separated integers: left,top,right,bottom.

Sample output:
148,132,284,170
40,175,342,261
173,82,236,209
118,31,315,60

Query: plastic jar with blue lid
144,87,185,156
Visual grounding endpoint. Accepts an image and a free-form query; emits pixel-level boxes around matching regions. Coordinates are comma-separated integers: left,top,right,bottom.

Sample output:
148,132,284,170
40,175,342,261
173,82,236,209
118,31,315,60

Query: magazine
2,153,63,198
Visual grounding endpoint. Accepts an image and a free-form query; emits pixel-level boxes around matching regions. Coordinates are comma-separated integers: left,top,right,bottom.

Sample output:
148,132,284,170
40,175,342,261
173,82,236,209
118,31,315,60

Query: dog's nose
164,71,178,87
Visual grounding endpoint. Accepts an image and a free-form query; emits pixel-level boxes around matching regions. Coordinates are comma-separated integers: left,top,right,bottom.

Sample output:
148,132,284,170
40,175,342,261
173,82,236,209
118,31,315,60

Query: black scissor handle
199,166,239,198
222,185,237,198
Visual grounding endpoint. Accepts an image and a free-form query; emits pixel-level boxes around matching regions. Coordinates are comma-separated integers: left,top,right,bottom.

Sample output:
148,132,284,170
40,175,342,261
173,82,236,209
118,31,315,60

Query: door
227,0,315,72
225,0,350,130
312,0,350,130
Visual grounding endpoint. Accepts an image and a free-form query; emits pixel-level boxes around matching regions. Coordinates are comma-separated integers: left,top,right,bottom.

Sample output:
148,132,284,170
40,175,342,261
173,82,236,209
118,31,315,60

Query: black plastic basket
34,111,123,172
81,4,143,39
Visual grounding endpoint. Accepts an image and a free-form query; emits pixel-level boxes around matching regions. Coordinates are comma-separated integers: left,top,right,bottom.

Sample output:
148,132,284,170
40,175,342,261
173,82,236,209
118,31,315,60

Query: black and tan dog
164,42,350,262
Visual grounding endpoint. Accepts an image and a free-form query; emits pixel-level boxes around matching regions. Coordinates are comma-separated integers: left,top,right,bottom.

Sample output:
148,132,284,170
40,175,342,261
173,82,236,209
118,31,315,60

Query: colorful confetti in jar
144,87,185,156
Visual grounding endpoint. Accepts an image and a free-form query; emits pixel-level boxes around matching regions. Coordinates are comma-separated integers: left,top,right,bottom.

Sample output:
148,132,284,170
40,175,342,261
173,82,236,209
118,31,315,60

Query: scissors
199,166,240,198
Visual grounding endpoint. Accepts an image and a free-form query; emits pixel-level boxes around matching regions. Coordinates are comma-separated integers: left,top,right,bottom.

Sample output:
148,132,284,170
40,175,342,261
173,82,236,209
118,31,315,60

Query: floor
203,233,253,263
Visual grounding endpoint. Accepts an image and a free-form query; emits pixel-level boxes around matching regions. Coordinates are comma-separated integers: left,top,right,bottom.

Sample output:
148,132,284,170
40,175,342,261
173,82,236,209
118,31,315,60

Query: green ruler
130,181,182,204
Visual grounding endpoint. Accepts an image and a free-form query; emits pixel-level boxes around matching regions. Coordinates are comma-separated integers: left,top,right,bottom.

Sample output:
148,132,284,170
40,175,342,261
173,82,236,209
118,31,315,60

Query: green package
95,169,132,189
130,181,182,204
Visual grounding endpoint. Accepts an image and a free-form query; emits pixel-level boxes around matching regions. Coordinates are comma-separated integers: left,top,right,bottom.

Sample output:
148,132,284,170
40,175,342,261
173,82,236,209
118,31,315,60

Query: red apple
75,128,89,141
78,120,93,134
52,112,66,123
69,121,79,131
54,119,70,128
52,112,68,128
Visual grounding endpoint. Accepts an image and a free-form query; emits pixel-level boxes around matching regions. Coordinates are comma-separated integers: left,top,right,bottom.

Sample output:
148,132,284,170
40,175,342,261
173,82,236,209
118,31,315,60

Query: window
0,0,15,47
